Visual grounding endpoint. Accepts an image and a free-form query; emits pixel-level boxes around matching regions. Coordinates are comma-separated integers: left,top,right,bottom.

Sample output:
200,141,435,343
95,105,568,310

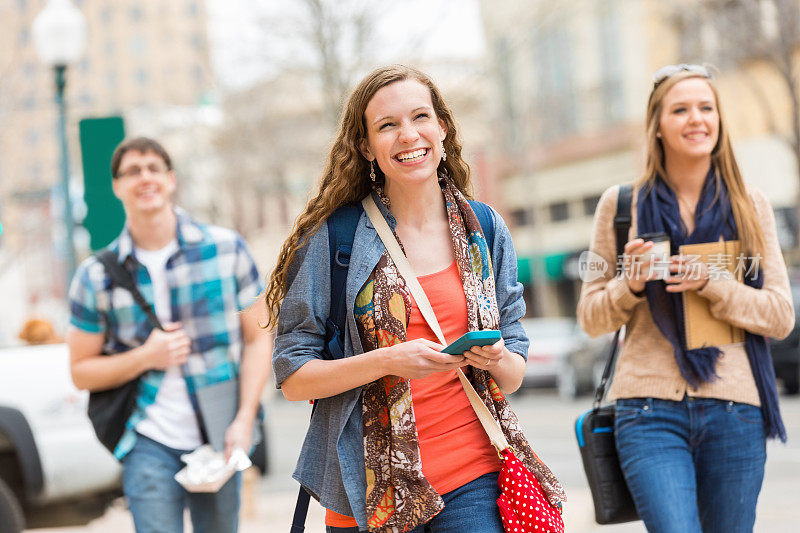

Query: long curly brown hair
264,65,474,328
639,70,765,258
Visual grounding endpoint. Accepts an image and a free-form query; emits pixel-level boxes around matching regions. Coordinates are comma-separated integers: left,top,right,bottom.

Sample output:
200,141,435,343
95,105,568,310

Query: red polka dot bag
496,448,564,533
455,370,565,533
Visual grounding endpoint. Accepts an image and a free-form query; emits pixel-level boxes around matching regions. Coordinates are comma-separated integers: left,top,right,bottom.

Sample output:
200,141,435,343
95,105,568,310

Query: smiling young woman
266,65,564,532
578,66,794,532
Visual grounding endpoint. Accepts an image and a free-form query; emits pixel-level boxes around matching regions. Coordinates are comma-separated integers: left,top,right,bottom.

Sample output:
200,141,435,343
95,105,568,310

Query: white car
520,317,586,389
0,343,121,532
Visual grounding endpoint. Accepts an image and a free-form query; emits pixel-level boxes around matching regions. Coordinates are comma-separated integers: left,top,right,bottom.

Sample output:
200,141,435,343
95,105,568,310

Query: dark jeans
122,433,241,533
615,397,766,533
327,472,503,533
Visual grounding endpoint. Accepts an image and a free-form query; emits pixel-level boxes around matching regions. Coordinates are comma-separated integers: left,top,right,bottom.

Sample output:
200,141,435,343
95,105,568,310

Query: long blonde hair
639,70,765,258
264,65,473,328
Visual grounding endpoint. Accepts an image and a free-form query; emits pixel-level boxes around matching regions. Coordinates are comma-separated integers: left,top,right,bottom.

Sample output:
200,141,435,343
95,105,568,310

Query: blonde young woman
266,65,564,532
578,64,794,533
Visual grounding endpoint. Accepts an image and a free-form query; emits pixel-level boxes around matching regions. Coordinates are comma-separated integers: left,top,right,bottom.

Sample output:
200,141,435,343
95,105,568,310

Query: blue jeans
122,433,241,533
326,472,503,533
615,397,766,533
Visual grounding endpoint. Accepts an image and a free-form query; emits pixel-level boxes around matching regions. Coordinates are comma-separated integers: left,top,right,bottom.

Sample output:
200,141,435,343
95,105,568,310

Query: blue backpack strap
324,202,362,360
468,199,495,251
291,203,362,532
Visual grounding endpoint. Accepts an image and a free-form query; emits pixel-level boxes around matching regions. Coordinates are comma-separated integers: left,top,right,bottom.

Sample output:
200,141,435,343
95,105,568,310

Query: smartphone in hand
442,330,502,355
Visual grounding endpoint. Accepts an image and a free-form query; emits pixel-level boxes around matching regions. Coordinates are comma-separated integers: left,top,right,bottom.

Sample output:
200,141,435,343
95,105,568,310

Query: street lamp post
32,0,87,288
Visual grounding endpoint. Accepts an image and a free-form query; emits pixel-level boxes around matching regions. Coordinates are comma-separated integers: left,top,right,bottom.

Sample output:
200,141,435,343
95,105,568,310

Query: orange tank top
325,261,501,528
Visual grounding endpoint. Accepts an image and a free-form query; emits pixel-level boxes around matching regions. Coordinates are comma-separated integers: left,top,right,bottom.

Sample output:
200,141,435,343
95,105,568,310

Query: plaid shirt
68,208,263,459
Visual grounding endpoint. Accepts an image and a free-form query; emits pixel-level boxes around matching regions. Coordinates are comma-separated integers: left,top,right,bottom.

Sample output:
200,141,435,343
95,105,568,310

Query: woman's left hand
462,338,506,371
665,254,709,292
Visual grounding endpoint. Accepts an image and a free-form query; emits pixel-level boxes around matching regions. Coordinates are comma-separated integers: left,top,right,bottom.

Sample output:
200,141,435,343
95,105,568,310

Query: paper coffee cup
637,232,671,280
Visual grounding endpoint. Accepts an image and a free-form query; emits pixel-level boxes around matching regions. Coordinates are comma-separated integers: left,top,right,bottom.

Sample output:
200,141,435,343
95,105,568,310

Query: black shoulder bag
88,250,164,454
574,184,640,524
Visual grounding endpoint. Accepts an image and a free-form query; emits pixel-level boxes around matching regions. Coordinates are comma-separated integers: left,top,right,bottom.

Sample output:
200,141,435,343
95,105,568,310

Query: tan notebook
679,240,745,349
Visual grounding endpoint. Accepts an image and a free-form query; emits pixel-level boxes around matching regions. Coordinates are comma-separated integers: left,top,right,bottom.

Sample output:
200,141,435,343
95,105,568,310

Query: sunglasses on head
652,64,712,87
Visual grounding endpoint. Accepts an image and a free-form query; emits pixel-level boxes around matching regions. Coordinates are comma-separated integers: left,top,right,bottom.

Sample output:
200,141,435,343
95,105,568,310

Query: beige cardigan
577,183,795,406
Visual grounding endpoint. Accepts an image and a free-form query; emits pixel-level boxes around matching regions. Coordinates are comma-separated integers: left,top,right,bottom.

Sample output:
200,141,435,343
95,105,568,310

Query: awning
517,257,532,284
543,252,570,281
517,251,575,283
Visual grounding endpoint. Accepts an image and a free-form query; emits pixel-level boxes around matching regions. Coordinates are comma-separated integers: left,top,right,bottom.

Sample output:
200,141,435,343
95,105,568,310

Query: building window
494,37,518,147
510,208,534,228
583,195,601,216
130,7,143,21
31,163,42,182
129,36,146,55
187,1,199,17
136,69,148,85
549,201,569,222
100,6,112,22
190,33,204,50
26,128,40,147
533,26,577,142
106,71,118,88
19,28,29,45
193,65,204,82
17,0,26,11
23,62,36,79
598,1,625,124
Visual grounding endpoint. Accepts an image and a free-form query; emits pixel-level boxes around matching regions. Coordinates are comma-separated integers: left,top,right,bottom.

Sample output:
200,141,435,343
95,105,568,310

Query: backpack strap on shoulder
291,205,362,532
614,185,633,273
468,199,495,251
592,184,634,408
324,202,362,360
95,249,162,330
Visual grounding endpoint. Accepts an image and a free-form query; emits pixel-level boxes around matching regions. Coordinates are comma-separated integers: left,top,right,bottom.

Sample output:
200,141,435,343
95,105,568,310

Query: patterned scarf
354,177,566,532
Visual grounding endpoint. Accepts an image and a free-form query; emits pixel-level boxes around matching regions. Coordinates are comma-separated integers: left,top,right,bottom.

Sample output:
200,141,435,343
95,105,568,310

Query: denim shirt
272,193,529,528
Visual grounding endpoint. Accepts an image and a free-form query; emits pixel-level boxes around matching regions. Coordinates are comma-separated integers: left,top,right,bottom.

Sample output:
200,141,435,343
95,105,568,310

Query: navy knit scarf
638,168,786,441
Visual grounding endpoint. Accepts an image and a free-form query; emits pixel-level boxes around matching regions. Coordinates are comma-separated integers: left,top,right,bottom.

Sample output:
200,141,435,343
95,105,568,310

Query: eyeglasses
116,163,170,179
652,64,712,86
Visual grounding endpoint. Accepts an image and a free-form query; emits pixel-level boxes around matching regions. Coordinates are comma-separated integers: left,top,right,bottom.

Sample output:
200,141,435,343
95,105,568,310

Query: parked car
520,317,587,389
0,341,272,532
0,343,121,532
770,281,800,395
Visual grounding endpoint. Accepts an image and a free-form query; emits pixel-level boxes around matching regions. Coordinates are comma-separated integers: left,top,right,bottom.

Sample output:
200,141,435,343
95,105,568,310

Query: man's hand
142,322,191,370
224,415,254,461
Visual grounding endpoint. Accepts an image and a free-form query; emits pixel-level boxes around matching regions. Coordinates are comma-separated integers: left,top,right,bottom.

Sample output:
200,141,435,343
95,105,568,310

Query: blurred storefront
480,0,800,318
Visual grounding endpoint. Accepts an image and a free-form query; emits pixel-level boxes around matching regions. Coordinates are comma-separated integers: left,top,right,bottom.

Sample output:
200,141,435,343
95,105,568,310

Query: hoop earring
369,161,376,182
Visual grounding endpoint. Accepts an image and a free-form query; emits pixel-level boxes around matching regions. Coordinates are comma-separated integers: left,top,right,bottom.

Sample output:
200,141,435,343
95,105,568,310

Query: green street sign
79,116,126,251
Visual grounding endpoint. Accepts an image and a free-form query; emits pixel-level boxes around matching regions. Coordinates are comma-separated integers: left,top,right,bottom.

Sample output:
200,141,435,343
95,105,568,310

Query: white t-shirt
133,239,203,450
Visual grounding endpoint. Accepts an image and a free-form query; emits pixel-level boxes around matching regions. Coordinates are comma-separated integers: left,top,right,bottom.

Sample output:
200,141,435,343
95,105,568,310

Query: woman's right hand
384,339,467,379
622,238,658,294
